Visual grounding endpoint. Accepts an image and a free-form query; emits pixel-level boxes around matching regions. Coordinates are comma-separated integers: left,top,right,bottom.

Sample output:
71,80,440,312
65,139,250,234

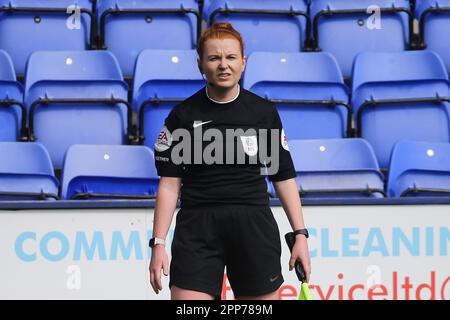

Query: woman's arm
149,176,181,294
273,178,311,282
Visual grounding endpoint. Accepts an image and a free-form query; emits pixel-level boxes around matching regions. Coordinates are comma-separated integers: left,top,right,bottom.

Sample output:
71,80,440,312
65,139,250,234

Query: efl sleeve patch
154,126,173,152
281,128,290,151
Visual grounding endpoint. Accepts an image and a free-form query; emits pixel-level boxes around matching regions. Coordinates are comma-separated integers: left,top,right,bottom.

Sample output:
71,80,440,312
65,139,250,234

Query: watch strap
293,228,309,238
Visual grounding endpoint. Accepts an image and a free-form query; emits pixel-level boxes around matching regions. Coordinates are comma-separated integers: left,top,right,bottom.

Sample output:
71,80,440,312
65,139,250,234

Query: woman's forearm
153,177,182,239
273,178,306,231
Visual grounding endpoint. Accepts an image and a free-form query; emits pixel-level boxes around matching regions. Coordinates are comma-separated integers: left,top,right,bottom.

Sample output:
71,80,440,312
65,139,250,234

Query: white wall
1,205,448,300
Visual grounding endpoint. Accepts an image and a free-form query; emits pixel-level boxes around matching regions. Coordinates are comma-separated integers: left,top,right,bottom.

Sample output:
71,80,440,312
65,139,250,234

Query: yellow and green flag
299,282,312,300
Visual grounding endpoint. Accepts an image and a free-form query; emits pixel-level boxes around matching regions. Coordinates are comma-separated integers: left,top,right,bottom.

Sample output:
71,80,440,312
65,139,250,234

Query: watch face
149,237,165,247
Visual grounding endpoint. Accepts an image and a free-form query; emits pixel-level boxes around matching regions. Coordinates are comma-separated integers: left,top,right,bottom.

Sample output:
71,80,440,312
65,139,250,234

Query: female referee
149,22,311,300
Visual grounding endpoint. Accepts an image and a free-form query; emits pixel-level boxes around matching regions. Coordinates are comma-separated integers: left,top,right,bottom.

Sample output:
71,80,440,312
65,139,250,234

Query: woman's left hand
289,234,311,283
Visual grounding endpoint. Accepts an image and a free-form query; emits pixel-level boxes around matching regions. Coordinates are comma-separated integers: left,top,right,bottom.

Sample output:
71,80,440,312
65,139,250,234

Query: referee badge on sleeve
281,128,290,151
240,135,258,157
154,126,173,152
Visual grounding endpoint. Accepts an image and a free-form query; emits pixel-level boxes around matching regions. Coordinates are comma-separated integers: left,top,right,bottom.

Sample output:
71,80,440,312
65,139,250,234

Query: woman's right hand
149,245,169,294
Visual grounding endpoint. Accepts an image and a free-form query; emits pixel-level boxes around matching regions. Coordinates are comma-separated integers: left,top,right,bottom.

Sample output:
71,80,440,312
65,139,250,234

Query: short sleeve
267,106,297,182
154,108,183,177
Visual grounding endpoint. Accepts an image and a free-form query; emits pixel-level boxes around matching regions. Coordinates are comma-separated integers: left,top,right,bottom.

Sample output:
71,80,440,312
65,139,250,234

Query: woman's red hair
197,22,244,60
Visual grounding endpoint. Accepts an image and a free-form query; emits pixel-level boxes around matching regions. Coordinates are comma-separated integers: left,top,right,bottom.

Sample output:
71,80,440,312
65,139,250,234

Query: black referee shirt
154,87,296,208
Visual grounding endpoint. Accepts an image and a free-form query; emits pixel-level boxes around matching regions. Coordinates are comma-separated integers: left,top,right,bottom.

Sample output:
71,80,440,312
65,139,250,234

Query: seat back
0,0,94,75
0,142,58,200
310,0,411,77
61,144,159,200
97,0,199,77
416,0,450,73
203,0,309,55
0,50,23,141
132,49,204,148
388,140,450,197
289,138,385,198
243,52,349,139
24,50,129,168
352,50,450,168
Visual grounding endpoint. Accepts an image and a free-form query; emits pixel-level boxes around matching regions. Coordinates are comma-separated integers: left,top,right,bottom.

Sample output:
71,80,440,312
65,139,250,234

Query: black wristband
293,228,309,238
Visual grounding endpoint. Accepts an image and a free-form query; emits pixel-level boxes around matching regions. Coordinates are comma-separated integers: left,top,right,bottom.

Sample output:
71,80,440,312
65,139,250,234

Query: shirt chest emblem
240,135,258,157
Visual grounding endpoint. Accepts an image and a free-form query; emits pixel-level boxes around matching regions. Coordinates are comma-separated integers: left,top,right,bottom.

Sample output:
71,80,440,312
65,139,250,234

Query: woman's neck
206,84,240,104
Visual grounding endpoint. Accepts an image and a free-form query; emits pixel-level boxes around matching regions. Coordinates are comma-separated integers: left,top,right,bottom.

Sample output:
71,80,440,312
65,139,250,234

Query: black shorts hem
233,277,284,298
169,278,222,299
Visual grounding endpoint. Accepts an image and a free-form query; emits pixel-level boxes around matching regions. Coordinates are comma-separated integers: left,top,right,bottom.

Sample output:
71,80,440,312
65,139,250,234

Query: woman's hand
149,245,169,294
289,235,311,283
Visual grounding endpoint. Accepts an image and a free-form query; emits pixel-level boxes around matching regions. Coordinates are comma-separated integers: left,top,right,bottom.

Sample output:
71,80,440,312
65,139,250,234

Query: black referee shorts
169,204,284,298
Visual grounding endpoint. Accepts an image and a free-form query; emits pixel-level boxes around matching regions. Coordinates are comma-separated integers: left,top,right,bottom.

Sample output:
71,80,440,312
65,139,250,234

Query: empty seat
387,140,450,197
24,50,131,168
287,138,385,198
203,0,310,55
132,49,204,148
0,0,94,76
310,0,412,78
0,142,58,200
0,50,26,141
416,0,450,73
243,52,350,140
61,144,159,200
265,177,276,198
352,50,450,169
97,0,200,78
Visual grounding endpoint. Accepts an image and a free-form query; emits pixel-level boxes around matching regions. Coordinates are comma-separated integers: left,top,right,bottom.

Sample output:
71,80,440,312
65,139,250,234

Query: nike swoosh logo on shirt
193,120,213,128
270,275,280,283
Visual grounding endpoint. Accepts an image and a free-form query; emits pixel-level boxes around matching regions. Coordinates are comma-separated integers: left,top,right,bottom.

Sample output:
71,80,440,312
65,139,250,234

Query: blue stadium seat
203,0,310,55
287,138,385,198
132,49,204,148
310,0,413,78
0,142,58,200
416,0,450,73
265,177,276,198
352,50,450,169
0,0,94,76
61,144,159,200
261,165,276,197
24,50,131,168
97,0,200,78
0,50,26,141
388,140,450,197
243,52,350,139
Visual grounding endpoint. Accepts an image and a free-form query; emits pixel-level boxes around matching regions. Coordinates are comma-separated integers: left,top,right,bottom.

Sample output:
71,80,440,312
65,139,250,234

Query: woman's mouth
217,73,231,79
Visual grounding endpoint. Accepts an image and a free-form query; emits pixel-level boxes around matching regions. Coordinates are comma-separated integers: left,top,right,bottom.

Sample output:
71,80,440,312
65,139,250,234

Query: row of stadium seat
1,49,449,171
248,49,450,170
2,138,449,201
269,139,450,198
1,0,450,78
0,142,158,200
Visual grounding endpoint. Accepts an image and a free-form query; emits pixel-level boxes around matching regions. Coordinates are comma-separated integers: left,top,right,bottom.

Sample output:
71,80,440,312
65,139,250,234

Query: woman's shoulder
183,87,206,105
169,87,206,116
240,88,276,114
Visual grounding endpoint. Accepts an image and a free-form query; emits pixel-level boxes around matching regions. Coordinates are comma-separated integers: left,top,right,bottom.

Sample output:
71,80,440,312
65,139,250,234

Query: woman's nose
218,58,228,69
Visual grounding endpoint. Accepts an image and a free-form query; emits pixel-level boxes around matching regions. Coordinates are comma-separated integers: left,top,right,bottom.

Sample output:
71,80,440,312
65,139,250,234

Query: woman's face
199,37,246,90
